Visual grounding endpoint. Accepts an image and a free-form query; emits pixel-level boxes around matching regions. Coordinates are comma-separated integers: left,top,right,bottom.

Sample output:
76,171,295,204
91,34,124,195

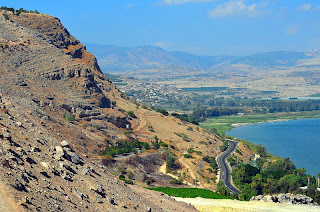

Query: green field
180,87,228,92
147,187,231,199
200,111,320,135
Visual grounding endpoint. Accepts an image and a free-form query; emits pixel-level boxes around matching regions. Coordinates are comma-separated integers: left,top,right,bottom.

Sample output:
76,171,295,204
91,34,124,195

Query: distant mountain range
85,43,316,72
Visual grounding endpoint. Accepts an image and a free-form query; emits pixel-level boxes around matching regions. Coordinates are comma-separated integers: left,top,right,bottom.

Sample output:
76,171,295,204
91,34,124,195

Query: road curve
216,138,241,194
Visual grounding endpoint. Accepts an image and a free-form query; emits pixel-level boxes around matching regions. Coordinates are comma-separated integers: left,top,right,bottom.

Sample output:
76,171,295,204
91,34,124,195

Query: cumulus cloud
154,41,166,48
126,3,136,10
297,4,312,12
286,25,299,36
158,0,215,5
209,0,270,18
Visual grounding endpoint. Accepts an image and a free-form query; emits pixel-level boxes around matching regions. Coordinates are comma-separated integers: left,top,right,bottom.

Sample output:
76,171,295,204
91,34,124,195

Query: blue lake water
227,118,320,176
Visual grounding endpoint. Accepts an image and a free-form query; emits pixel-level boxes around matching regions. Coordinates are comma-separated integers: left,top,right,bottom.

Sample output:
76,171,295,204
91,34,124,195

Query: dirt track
175,197,320,212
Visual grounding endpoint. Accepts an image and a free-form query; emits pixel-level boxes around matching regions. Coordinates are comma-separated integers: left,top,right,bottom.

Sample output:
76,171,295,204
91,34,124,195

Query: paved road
217,139,241,194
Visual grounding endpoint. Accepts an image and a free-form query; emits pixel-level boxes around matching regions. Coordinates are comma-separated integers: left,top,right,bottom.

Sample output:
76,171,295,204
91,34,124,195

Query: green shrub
123,130,133,135
127,171,134,179
219,140,228,151
127,111,137,118
188,148,202,155
145,179,152,185
187,126,193,131
81,123,89,128
63,113,75,122
98,140,150,157
2,13,9,20
94,124,103,130
206,168,213,173
236,149,242,155
184,154,194,159
156,108,169,116
148,125,155,132
159,141,168,148
119,175,126,181
203,156,218,169
166,151,177,172
170,178,183,184
199,141,207,145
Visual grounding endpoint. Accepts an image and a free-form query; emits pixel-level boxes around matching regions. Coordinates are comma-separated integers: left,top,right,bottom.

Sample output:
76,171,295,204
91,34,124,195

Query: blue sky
1,0,320,56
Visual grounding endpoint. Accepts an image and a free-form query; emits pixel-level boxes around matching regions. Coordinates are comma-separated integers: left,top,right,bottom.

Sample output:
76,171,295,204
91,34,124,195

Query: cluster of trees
151,98,320,125
166,150,178,172
190,106,242,122
98,139,150,157
208,98,320,111
203,156,218,170
99,137,169,157
1,6,39,15
231,158,320,203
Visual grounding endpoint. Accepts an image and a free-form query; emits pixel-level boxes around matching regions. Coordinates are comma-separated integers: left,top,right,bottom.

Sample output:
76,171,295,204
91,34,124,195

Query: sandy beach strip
174,197,320,212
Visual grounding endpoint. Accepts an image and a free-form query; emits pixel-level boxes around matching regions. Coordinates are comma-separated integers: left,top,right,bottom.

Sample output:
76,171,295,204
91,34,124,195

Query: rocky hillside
0,9,255,211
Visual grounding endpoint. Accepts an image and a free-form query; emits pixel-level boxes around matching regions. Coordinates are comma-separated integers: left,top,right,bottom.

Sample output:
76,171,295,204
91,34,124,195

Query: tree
251,174,263,195
256,144,267,158
216,181,230,196
127,111,137,118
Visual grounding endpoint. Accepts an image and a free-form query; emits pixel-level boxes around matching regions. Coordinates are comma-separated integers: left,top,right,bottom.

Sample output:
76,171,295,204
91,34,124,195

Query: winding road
216,138,241,194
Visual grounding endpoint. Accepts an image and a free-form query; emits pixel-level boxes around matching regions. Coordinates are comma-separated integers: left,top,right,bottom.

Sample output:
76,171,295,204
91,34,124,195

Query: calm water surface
227,118,320,176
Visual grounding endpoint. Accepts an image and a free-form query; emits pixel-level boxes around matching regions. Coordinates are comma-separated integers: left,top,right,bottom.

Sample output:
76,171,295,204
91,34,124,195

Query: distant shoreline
230,119,290,128
227,117,320,176
230,116,320,129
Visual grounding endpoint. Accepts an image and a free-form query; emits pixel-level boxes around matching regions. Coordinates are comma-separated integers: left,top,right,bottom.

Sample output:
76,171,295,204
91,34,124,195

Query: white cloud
126,3,136,10
297,4,312,12
209,0,270,18
154,41,166,48
159,0,215,5
286,25,299,36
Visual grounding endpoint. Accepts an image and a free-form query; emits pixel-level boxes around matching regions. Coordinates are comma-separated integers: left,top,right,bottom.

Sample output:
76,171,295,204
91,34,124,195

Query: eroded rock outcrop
250,193,318,206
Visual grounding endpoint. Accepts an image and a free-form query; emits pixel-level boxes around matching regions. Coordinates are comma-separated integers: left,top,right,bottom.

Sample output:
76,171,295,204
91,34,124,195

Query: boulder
54,146,64,160
4,133,11,140
61,140,69,147
40,162,50,169
250,193,316,206
64,150,82,165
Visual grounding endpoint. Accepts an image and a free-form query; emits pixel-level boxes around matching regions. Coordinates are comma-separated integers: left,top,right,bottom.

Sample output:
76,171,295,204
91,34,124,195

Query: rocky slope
0,10,255,211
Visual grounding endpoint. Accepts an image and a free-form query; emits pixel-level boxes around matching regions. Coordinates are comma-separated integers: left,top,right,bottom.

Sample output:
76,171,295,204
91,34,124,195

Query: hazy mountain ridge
85,43,316,72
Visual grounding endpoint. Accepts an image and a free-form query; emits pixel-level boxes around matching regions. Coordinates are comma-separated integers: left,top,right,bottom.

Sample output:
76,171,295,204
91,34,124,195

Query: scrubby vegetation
63,113,75,122
187,148,202,156
166,150,178,172
203,156,218,170
219,140,228,151
127,111,137,118
98,139,150,157
174,132,191,142
155,108,169,116
148,187,232,199
232,158,320,203
1,6,39,15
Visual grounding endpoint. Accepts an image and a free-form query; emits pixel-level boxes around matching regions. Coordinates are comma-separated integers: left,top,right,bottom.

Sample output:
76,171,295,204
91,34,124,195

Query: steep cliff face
0,11,168,212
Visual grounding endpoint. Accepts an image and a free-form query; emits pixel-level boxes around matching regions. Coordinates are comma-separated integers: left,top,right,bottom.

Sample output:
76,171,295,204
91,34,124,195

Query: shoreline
230,117,320,128
226,117,320,176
